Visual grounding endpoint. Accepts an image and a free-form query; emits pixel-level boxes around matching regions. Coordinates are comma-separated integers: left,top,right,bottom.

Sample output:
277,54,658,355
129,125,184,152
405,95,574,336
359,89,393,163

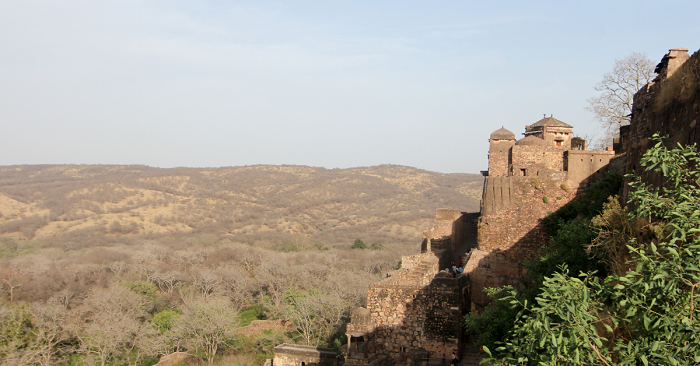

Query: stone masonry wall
272,344,337,366
422,209,462,253
367,276,462,361
478,176,577,265
511,145,567,174
480,176,514,216
620,48,700,202
566,150,615,189
488,140,514,177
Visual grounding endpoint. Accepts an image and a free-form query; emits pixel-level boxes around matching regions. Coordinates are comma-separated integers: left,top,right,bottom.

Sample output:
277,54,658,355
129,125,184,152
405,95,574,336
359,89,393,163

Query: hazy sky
1,1,698,174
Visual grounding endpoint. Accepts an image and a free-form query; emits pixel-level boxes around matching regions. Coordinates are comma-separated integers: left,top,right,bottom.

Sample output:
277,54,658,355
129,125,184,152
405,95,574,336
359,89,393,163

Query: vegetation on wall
464,171,622,355
475,135,700,365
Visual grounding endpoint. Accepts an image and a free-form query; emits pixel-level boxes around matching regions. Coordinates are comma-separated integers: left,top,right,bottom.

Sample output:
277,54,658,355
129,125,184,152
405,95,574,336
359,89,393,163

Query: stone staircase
460,343,483,366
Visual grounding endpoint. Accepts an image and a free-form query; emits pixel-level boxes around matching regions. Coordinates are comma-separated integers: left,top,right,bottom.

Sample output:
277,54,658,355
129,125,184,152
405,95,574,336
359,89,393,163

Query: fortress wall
621,48,700,201
464,249,526,313
272,344,337,366
511,145,568,174
367,276,462,361
470,176,576,313
422,209,462,253
477,176,576,264
488,144,511,177
566,150,615,188
400,252,438,271
480,176,514,216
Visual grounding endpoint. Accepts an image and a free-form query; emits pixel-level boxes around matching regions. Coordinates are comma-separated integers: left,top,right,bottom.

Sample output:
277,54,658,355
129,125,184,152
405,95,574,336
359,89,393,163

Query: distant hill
0,164,483,249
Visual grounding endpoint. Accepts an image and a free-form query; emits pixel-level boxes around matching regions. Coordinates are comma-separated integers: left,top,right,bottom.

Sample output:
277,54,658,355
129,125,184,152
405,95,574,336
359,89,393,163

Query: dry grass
0,164,482,247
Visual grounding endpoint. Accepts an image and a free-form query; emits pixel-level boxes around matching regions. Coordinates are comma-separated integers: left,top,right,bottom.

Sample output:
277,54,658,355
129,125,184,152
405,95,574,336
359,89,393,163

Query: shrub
486,135,700,364
153,308,179,333
370,242,385,250
351,238,366,249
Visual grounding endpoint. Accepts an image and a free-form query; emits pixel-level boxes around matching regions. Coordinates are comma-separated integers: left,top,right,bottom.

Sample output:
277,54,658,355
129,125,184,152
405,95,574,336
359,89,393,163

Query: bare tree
70,286,151,366
216,264,253,309
172,297,239,365
284,290,351,347
152,271,181,294
30,303,69,366
1,268,24,302
191,268,222,300
587,52,655,143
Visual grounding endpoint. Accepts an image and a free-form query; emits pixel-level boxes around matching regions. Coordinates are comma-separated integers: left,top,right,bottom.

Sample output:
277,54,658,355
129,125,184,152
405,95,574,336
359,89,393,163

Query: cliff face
620,48,700,200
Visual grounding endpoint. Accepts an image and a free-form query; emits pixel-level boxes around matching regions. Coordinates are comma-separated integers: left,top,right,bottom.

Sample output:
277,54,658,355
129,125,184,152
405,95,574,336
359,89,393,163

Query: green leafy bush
486,135,700,365
463,287,518,353
351,238,366,249
153,308,179,333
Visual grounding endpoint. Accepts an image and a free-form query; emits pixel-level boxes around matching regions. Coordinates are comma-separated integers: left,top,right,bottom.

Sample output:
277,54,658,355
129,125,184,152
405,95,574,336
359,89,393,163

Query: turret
487,127,516,177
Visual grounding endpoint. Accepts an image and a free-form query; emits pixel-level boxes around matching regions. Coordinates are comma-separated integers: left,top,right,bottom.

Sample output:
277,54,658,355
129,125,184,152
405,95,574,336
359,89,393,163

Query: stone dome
490,127,516,140
515,135,554,146
350,307,372,325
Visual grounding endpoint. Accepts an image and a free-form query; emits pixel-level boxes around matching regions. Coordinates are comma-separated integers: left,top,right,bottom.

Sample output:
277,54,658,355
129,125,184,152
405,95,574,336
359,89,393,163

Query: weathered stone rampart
367,273,464,361
478,176,577,264
566,150,615,188
620,48,700,201
511,145,567,174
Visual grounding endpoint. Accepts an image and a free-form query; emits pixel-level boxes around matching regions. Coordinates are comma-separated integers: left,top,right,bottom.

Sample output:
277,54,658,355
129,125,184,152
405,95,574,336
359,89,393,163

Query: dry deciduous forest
0,164,482,365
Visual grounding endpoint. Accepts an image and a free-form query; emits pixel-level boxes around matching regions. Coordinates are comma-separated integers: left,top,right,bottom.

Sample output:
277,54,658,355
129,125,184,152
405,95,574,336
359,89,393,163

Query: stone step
460,343,484,366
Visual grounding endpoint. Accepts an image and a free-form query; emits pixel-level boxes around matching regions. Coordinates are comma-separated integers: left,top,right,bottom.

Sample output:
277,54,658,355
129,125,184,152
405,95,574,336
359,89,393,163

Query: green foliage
542,196,549,204
121,280,157,297
253,330,290,362
486,135,700,365
463,286,518,353
351,238,366,249
370,242,385,250
0,303,34,358
468,162,622,358
491,268,613,365
239,303,268,327
543,172,622,233
0,240,18,259
275,241,301,252
525,220,605,286
531,180,542,191
152,308,179,333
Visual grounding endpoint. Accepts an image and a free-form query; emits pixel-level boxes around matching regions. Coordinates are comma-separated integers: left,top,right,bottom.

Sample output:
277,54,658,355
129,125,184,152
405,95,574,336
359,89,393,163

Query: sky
1,1,698,174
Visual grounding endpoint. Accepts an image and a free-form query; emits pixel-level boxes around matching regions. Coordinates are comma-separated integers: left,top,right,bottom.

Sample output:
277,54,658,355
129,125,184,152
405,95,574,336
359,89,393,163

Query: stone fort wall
478,176,576,262
619,48,700,201
366,274,465,361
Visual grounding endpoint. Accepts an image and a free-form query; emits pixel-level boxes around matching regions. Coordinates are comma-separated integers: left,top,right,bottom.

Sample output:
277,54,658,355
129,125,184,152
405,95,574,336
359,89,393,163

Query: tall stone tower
487,127,516,177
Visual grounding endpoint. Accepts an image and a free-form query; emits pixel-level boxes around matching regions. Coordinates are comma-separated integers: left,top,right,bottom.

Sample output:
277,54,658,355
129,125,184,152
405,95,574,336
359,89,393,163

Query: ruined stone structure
338,210,478,366
270,344,338,366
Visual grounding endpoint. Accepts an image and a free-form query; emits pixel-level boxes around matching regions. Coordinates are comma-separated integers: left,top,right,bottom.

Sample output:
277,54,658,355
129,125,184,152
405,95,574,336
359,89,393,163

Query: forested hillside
0,164,482,365
0,164,482,249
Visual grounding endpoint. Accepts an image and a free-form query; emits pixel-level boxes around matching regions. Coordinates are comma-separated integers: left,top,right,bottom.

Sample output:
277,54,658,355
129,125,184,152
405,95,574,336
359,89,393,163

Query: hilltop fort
267,46,700,366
